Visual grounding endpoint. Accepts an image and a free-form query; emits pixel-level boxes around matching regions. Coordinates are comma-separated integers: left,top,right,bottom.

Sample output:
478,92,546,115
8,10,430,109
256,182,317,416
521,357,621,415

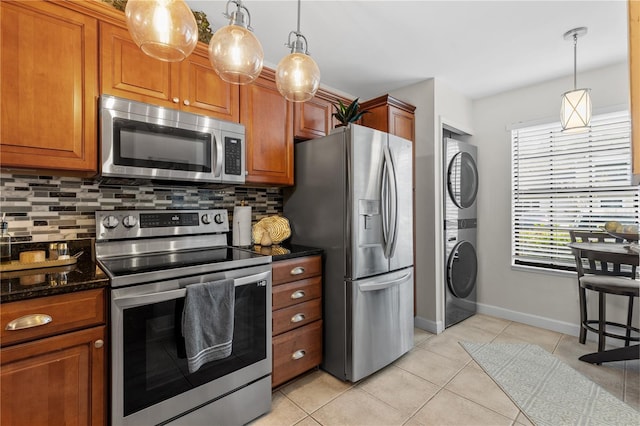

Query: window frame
510,109,639,272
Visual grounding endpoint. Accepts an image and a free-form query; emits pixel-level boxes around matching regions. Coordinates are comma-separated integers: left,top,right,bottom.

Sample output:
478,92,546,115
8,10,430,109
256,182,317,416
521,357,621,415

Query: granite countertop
1,239,321,303
1,239,108,303
246,243,323,261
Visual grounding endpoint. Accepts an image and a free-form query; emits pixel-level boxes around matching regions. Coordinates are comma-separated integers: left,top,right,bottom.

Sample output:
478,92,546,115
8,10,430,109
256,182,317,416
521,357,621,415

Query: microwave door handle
113,270,271,308
214,136,223,177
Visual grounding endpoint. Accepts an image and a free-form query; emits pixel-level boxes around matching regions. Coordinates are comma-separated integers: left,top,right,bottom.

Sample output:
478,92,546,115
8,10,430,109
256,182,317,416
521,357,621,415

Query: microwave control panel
224,137,243,176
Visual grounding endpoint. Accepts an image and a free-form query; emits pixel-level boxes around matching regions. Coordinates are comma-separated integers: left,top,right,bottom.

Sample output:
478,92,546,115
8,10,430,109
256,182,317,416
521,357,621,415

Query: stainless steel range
95,209,272,426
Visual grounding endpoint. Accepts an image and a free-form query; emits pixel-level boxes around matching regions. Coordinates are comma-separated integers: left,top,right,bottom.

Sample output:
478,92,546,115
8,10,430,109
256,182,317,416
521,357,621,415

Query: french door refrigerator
284,124,414,382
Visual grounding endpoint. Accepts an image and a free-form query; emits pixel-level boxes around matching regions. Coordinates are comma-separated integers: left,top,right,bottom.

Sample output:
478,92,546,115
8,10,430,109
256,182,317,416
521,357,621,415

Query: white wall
471,62,632,335
390,79,474,334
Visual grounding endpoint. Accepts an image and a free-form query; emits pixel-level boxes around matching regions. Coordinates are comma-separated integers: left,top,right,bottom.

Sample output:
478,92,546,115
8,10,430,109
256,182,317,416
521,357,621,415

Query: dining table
568,241,640,364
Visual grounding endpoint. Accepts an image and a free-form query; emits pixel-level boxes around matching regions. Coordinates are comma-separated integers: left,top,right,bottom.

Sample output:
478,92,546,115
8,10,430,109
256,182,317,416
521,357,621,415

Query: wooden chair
569,230,639,353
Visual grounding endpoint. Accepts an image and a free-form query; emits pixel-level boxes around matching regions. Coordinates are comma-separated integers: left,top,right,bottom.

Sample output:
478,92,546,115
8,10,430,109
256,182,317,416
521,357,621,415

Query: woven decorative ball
252,216,291,244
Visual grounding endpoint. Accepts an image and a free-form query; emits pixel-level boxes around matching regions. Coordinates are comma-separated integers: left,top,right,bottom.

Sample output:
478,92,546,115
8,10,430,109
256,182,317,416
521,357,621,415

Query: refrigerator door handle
381,150,391,256
357,272,412,292
383,146,399,259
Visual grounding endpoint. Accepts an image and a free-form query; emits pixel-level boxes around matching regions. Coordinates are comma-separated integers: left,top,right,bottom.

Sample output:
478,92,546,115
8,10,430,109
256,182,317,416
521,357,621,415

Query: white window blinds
511,110,639,270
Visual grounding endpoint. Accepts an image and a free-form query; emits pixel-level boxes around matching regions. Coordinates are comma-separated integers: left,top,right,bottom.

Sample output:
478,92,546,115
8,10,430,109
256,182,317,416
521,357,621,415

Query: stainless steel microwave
100,95,245,185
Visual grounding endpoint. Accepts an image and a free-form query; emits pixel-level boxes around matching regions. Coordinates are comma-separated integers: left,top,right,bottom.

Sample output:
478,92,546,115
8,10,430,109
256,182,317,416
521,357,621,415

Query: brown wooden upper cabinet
0,0,98,174
630,0,639,184
100,22,240,123
241,68,294,186
360,94,416,142
293,88,352,141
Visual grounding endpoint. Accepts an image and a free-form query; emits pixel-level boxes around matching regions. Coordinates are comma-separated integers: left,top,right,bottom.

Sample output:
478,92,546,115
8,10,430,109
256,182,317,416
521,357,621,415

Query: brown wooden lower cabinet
0,289,107,426
272,320,323,387
273,298,322,335
271,255,323,387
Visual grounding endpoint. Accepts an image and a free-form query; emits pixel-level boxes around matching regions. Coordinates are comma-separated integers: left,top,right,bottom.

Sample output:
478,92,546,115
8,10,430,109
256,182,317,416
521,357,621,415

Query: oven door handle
112,270,271,307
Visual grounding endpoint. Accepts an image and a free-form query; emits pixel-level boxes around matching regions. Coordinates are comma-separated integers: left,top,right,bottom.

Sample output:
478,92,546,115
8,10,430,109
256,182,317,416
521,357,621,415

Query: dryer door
447,152,478,209
447,240,477,298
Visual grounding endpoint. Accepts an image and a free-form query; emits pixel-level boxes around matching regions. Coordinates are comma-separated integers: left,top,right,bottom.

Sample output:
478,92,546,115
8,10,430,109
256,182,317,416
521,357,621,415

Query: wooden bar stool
569,231,639,353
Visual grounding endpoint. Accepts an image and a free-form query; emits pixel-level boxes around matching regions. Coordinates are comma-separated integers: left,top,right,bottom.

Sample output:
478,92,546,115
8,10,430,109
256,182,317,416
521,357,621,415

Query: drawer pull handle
291,313,305,323
290,266,305,275
5,314,52,331
94,340,104,349
292,350,306,360
291,290,306,299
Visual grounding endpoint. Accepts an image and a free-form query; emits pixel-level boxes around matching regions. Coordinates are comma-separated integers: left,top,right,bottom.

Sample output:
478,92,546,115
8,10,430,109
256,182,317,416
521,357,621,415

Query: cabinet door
389,106,415,142
294,95,333,140
360,95,415,143
100,22,179,107
241,68,294,185
179,53,240,122
0,0,98,173
1,326,106,426
294,91,353,140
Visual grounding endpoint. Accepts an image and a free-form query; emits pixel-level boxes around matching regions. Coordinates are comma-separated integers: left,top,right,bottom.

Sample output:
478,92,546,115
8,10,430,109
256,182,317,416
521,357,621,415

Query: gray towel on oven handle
181,279,234,374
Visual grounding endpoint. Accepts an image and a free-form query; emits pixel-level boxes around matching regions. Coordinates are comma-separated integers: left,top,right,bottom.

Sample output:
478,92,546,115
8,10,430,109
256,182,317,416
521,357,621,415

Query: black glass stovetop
99,247,264,277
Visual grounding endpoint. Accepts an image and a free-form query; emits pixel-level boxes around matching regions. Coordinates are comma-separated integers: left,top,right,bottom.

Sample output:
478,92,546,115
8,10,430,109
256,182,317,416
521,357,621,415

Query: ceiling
184,0,629,100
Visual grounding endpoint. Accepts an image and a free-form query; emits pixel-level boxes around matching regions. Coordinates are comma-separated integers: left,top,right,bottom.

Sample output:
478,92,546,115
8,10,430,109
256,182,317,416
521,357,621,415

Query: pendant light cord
296,0,301,35
573,34,578,90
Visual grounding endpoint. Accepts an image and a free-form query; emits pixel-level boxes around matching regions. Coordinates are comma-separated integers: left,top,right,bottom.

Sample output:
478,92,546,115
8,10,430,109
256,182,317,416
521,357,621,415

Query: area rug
460,342,639,426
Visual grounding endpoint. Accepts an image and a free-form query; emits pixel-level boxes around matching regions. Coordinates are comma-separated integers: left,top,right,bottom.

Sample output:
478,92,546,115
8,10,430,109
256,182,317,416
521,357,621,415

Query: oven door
110,265,271,426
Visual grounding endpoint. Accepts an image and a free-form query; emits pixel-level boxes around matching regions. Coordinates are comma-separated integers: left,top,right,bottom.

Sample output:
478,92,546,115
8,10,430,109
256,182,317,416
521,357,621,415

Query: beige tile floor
251,314,640,426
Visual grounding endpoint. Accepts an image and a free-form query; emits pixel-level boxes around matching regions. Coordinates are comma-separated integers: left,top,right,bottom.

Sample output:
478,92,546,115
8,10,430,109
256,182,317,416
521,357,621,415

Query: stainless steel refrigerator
284,124,414,382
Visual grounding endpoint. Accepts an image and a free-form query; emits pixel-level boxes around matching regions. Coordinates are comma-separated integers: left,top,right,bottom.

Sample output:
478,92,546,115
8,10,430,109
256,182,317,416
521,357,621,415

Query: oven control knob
201,214,212,225
102,215,119,229
214,213,224,224
123,215,138,228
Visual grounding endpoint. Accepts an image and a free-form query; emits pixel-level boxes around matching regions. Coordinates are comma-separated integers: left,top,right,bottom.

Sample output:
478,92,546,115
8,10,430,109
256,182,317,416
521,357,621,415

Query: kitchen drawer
272,255,322,285
272,320,322,387
1,289,106,347
273,298,321,336
273,276,322,310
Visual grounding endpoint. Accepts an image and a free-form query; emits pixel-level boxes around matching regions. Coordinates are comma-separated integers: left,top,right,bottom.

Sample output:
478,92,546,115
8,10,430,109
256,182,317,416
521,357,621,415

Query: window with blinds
511,110,639,271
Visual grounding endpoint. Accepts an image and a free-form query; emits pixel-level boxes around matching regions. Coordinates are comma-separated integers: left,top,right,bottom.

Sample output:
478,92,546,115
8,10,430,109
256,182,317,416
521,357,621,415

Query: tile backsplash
0,173,283,242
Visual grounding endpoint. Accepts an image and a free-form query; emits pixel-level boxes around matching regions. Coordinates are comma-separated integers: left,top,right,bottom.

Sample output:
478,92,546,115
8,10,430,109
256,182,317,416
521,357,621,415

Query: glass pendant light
275,0,320,102
560,27,592,132
125,0,198,62
208,0,264,85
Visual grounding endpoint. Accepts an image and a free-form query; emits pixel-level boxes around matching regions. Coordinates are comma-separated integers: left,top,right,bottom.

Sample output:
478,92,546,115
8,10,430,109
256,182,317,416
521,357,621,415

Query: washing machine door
447,240,477,298
447,152,478,209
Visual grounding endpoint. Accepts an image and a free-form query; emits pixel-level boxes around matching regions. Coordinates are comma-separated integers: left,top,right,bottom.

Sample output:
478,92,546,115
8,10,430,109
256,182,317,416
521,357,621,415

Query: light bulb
276,52,320,102
125,0,198,62
208,25,264,85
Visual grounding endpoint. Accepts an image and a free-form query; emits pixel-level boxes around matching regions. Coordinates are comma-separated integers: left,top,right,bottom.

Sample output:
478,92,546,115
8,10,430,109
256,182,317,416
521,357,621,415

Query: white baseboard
415,315,444,334
417,303,627,347
476,302,581,337
476,302,630,348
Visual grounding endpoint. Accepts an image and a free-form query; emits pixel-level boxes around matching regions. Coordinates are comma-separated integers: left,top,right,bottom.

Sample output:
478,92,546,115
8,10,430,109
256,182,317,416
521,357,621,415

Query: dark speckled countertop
246,243,323,261
1,239,108,303
1,240,321,303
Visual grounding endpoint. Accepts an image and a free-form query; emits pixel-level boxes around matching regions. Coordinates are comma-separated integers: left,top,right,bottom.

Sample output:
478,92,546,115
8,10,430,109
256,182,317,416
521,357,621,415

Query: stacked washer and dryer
443,137,479,328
